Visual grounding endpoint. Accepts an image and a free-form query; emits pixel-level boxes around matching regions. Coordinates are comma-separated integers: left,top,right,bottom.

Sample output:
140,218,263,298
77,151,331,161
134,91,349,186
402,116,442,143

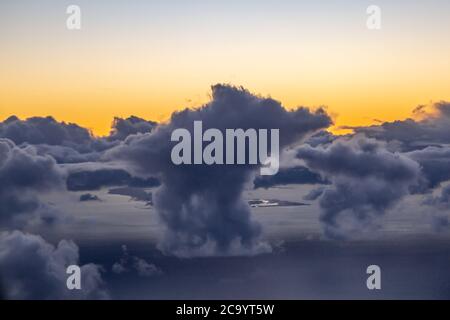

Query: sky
2,0,450,300
0,0,450,298
1,0,449,135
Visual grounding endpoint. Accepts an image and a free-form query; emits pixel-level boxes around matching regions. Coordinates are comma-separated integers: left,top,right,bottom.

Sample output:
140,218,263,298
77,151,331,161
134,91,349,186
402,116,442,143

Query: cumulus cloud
297,136,421,239
304,130,336,147
0,231,109,299
107,84,332,256
0,115,158,164
406,146,450,190
108,116,157,141
0,139,65,228
0,116,122,166
111,245,162,277
0,116,93,149
333,102,450,233
351,102,450,152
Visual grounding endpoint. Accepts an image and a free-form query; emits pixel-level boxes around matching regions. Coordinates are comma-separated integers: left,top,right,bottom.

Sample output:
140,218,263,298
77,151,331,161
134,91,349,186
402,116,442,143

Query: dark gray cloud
304,130,336,147
424,184,450,209
111,245,162,277
0,139,65,228
79,193,101,202
0,116,94,150
327,102,450,233
33,144,102,164
431,215,450,232
66,168,160,191
0,231,109,300
108,187,152,204
107,84,332,256
350,102,450,152
0,116,120,165
406,146,450,190
303,187,326,201
0,115,159,164
108,116,157,141
297,136,421,239
253,166,328,189
422,184,450,232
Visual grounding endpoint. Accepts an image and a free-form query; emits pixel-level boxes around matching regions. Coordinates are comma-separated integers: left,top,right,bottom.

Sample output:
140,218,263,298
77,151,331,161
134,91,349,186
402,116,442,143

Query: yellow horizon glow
1,9,449,137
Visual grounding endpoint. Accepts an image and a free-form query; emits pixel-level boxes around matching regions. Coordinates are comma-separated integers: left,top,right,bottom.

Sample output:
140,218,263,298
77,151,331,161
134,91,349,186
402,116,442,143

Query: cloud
79,193,101,202
108,187,152,203
0,116,122,165
0,115,158,164
0,231,109,299
422,184,450,232
66,168,160,191
107,84,332,256
32,144,102,164
303,187,326,201
111,245,162,277
424,184,450,209
253,166,328,189
351,102,450,152
108,116,157,141
0,139,65,228
406,146,450,189
304,130,336,147
0,116,93,149
296,135,421,239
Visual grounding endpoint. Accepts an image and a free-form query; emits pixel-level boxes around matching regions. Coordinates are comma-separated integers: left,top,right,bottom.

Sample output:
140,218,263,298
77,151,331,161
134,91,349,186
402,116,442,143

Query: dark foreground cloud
107,84,332,256
297,136,421,239
0,139,65,228
0,231,109,299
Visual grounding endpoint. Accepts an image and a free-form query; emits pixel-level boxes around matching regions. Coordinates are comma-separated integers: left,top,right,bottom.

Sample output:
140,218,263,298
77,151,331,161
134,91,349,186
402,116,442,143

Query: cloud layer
2,87,450,266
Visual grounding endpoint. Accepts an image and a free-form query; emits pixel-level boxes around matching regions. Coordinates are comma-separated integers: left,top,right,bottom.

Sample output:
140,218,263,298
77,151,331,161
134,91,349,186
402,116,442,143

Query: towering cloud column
108,84,332,256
